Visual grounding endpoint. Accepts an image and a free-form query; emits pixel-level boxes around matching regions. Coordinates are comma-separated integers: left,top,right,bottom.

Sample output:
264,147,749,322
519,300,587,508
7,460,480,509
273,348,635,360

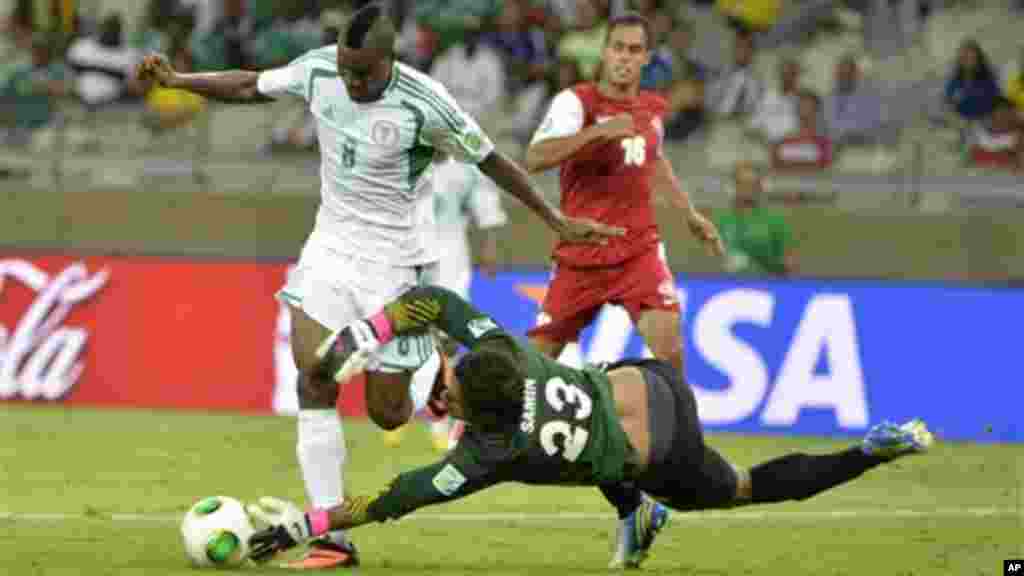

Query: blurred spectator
0,34,69,148
546,0,577,26
714,161,798,276
3,0,77,49
141,38,205,146
706,30,761,118
2,0,35,51
557,0,607,81
189,0,254,70
663,20,707,141
485,0,553,145
264,21,340,154
967,97,1021,172
748,56,801,143
771,89,833,172
67,13,141,107
716,0,781,33
548,0,625,26
555,57,584,90
1003,46,1024,119
133,0,187,55
430,19,506,128
944,39,1001,123
824,53,885,146
414,0,502,69
484,0,549,93
635,0,672,92
246,4,325,69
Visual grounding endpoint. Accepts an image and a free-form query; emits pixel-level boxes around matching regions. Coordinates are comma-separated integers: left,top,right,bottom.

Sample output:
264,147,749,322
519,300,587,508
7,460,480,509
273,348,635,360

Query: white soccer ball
180,496,255,568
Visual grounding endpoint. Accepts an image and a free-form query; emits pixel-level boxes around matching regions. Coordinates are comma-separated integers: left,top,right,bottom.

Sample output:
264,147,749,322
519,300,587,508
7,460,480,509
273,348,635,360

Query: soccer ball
180,496,255,568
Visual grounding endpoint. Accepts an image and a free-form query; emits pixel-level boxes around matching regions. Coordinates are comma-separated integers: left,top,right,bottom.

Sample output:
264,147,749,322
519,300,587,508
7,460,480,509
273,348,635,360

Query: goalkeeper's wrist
306,508,330,538
365,311,395,344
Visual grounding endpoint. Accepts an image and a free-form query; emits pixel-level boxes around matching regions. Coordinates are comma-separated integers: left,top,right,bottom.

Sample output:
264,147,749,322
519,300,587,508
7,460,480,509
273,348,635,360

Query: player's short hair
605,11,651,49
454,335,525,433
343,2,394,54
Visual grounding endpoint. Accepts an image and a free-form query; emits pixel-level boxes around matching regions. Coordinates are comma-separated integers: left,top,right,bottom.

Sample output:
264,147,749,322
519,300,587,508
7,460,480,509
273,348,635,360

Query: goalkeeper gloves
247,497,327,563
315,319,383,383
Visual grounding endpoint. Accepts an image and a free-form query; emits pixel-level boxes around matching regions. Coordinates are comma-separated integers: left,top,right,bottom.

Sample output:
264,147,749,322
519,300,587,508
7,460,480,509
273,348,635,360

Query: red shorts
527,245,680,344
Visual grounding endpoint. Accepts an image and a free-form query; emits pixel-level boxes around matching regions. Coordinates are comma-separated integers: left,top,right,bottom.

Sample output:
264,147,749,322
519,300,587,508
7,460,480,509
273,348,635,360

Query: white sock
296,409,348,547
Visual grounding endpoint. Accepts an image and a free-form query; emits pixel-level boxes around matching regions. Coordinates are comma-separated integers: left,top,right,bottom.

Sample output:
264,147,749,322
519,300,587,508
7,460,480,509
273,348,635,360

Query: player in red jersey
522,13,724,568
524,12,723,374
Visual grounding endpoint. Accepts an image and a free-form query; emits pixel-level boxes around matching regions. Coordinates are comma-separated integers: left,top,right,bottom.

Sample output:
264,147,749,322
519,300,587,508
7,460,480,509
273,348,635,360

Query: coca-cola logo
0,260,109,400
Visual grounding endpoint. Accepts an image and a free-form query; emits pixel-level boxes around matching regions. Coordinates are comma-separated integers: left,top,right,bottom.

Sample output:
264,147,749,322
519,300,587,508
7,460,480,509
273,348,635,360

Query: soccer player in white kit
416,158,507,452
138,3,620,568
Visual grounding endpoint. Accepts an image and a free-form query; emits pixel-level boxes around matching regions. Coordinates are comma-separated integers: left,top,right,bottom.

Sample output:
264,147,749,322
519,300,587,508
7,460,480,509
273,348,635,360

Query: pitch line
0,507,1017,524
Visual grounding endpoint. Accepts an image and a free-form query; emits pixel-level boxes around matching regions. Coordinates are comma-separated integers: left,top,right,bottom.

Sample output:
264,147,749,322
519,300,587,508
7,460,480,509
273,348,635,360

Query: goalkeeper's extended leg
738,419,934,505
651,419,934,511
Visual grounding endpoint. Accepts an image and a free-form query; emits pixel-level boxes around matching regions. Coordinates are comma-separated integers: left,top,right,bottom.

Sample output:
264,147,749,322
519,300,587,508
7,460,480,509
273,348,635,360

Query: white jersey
257,46,495,266
433,158,507,245
432,158,507,297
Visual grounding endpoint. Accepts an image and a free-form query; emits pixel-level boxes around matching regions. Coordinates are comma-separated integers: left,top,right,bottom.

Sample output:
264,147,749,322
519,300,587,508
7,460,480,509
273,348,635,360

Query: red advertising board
0,255,367,416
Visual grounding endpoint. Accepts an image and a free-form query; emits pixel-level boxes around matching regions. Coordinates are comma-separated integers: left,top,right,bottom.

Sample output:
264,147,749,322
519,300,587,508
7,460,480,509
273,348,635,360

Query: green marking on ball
195,497,222,515
206,530,241,564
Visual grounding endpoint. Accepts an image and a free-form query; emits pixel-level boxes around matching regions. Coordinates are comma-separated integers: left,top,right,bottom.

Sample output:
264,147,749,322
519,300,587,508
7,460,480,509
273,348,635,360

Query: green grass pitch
1,404,1020,575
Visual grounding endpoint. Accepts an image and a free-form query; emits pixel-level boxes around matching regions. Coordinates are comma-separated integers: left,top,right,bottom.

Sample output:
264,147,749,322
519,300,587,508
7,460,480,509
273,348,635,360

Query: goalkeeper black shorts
607,358,738,510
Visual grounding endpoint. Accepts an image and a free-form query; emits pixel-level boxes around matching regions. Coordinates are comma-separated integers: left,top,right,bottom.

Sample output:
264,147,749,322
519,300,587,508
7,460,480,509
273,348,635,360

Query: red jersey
545,83,668,268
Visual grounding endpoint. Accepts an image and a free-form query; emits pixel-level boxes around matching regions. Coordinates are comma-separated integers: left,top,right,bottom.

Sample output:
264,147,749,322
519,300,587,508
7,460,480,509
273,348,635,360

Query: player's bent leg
636,309,684,374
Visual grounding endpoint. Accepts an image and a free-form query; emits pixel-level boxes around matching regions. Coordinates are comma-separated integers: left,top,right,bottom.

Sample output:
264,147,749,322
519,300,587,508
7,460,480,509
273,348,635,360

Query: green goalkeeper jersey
364,287,633,523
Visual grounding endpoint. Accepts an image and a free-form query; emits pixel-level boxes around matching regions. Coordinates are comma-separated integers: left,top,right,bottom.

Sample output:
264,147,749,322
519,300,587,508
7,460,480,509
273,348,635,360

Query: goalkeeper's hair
453,335,525,433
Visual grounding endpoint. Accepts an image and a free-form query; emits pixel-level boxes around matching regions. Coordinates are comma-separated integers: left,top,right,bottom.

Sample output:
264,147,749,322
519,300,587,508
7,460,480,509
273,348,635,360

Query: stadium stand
0,0,1019,207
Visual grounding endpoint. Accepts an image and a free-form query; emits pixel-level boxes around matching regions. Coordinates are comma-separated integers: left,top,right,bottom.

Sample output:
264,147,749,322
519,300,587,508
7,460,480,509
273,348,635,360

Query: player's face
602,25,650,87
337,46,392,103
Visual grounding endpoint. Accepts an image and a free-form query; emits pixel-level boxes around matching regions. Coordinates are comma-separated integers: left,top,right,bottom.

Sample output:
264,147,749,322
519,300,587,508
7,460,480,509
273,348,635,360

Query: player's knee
297,372,337,409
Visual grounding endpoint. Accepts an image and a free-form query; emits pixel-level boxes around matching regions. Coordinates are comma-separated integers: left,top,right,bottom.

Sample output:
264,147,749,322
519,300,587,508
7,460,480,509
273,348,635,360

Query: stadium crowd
0,0,1020,172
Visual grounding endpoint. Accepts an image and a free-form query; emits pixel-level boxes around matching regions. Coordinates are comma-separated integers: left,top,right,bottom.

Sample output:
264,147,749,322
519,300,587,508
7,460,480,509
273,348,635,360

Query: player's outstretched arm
653,156,724,257
248,457,498,562
478,151,625,245
137,54,272,104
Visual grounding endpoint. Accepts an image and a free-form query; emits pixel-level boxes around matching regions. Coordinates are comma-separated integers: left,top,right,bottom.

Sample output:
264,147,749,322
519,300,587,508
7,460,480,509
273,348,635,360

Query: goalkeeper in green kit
247,286,933,569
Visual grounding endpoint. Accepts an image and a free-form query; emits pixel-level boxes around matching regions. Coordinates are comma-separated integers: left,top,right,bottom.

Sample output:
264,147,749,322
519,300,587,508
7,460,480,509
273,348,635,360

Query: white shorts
277,233,439,373
435,238,471,300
